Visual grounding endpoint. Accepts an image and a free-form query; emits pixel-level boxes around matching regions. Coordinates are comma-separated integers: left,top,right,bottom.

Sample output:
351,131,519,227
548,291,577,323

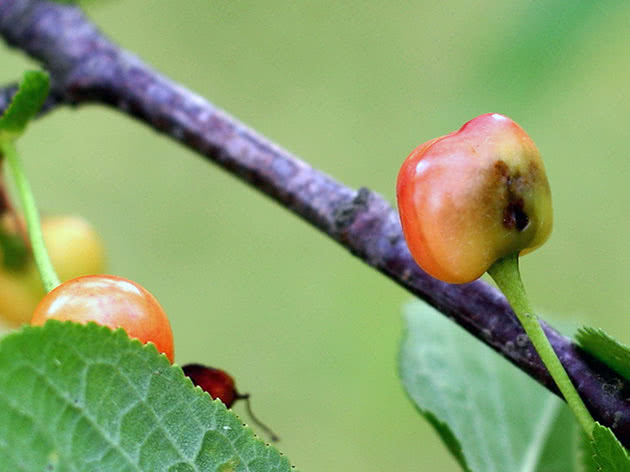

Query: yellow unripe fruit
0,215,106,325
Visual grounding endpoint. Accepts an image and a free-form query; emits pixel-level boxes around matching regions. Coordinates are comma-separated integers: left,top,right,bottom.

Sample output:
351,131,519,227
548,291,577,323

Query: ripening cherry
395,114,599,437
0,267,41,327
183,363,279,441
396,113,552,284
31,274,174,362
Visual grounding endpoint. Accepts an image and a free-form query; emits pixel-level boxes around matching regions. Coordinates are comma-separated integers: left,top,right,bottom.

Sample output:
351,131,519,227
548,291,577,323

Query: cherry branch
2,0,629,443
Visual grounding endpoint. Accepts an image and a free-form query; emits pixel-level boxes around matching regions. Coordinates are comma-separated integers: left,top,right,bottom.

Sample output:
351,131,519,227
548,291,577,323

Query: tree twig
2,0,629,444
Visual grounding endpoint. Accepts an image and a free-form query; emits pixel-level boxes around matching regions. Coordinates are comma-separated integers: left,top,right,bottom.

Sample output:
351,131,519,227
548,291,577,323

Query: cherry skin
31,274,174,362
42,215,106,283
0,215,106,325
396,113,552,284
0,268,40,327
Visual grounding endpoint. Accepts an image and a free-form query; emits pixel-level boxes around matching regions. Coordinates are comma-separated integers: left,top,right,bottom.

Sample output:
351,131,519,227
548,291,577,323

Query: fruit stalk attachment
488,253,594,436
0,140,60,292
396,113,594,437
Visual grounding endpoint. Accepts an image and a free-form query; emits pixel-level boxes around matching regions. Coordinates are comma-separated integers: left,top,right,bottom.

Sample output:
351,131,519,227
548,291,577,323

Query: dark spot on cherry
495,160,530,232
503,199,529,231
494,160,509,177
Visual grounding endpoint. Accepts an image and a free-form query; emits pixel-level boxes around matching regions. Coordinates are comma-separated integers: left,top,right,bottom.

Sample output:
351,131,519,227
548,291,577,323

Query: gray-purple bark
1,0,629,444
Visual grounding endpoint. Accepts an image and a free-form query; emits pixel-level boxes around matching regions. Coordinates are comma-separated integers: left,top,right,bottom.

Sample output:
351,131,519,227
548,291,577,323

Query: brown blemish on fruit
494,160,530,231
494,160,509,177
527,159,541,178
503,198,529,231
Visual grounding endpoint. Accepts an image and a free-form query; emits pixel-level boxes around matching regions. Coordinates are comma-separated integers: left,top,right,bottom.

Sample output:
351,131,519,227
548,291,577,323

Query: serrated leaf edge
575,326,630,379
0,321,295,470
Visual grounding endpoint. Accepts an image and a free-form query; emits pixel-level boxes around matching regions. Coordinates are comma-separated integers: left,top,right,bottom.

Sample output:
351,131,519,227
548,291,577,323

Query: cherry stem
0,166,31,270
0,168,31,251
236,393,280,442
0,140,60,292
488,253,595,438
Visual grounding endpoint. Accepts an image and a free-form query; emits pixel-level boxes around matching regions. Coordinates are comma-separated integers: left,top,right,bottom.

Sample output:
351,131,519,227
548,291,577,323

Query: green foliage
469,1,627,109
0,230,28,270
576,327,630,379
0,321,295,471
0,71,49,142
399,301,580,472
581,431,599,472
588,423,630,471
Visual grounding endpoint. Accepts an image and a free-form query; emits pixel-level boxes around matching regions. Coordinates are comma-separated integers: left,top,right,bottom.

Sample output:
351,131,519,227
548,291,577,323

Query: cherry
183,363,279,442
397,115,599,436
396,113,552,284
0,215,106,325
31,274,174,362
41,215,106,284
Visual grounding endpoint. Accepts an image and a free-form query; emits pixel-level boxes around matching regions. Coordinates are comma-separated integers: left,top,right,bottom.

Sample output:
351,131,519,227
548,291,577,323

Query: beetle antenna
236,393,280,442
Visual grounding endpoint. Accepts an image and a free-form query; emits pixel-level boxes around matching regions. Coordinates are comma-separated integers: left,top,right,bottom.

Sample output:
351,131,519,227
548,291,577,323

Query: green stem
0,140,60,292
488,253,595,438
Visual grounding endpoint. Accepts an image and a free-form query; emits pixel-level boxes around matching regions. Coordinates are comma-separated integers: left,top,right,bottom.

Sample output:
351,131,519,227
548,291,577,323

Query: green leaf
576,326,630,379
0,229,28,271
0,71,49,141
399,301,579,472
0,321,295,471
581,429,599,472
589,423,630,471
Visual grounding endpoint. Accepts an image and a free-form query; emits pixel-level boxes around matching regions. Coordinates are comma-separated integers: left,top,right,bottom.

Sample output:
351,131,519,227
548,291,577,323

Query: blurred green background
2,1,630,470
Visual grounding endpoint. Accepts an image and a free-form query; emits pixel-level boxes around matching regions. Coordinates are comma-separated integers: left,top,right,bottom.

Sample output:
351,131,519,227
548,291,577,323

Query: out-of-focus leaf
399,301,579,471
468,1,626,107
0,71,49,141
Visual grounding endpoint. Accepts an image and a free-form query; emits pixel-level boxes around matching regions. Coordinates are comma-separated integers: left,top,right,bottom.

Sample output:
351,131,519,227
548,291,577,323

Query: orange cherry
396,113,552,284
31,274,174,362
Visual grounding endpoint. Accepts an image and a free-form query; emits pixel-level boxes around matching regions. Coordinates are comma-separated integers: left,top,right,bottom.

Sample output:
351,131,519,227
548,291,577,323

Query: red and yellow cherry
0,215,106,325
183,363,279,441
396,113,552,284
31,274,174,362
